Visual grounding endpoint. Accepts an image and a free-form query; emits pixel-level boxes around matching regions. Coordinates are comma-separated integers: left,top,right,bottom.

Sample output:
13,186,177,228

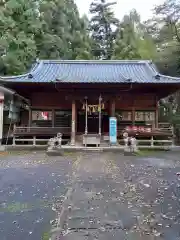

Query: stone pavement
0,151,180,239
51,151,180,240
0,151,75,240
61,152,142,240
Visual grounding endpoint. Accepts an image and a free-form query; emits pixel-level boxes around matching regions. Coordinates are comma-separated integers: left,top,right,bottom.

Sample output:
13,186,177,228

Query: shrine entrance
77,111,99,133
77,111,109,134
77,96,109,134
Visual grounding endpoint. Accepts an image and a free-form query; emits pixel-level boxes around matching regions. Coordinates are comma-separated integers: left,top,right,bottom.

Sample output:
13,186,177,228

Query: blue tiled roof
1,60,180,84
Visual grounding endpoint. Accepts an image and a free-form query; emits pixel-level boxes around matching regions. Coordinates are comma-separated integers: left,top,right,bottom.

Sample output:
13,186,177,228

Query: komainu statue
123,132,138,155
47,133,63,154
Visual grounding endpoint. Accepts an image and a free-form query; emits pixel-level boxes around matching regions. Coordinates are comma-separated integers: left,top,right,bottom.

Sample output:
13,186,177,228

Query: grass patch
0,150,45,157
0,200,53,213
41,231,50,240
135,149,167,157
63,151,77,156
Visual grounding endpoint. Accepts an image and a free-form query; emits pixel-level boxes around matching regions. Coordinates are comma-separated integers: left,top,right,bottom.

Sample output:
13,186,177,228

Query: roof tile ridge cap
0,60,42,79
41,59,146,64
144,61,180,81
144,61,159,76
143,61,180,81
158,73,180,81
30,60,43,75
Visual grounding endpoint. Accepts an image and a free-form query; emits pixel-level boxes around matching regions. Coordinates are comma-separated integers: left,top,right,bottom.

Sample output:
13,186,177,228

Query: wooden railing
117,122,173,136
12,136,70,146
119,138,173,147
13,126,71,136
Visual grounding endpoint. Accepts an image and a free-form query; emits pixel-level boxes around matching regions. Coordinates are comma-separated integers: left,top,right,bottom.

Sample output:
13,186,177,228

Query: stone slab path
51,151,180,240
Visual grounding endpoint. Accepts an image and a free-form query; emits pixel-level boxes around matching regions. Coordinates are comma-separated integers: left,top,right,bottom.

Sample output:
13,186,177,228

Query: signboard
109,117,117,144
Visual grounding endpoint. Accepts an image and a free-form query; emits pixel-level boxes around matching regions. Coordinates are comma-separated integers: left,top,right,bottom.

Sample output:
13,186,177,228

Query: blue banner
109,117,117,144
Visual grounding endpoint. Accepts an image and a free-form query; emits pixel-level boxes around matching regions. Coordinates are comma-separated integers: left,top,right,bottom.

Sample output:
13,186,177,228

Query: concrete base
124,151,137,156
46,149,64,156
0,145,5,151
4,144,174,152
5,145,47,151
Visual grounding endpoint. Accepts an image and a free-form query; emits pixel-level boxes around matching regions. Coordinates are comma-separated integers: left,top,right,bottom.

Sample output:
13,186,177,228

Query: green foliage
146,0,180,142
146,0,180,76
0,0,92,75
112,12,141,60
89,0,119,59
112,10,157,60
137,35,157,60
37,0,92,60
0,0,40,75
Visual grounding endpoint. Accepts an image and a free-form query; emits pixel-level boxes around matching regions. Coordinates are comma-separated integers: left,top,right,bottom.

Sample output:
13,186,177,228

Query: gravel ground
0,151,76,240
0,151,180,240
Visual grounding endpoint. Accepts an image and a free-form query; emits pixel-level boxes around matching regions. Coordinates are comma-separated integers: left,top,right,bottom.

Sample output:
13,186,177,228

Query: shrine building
0,60,180,147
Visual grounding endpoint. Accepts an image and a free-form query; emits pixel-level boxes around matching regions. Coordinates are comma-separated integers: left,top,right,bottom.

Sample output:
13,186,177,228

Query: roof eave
0,85,30,104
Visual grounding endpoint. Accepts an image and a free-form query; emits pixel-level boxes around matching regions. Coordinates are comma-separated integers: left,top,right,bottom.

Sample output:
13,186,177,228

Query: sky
75,0,164,21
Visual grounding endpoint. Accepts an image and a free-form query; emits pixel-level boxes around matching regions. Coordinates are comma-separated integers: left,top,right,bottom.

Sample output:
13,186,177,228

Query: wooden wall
30,92,156,110
31,93,71,109
115,94,156,110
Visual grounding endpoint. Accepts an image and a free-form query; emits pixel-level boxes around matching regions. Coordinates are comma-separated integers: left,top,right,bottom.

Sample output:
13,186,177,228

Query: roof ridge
41,59,151,64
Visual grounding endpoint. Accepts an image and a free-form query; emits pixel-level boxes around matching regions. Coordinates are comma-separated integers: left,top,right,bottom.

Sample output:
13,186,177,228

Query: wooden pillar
132,107,135,125
52,109,55,127
110,99,116,117
28,108,32,129
98,95,102,135
0,93,4,145
155,99,159,128
71,99,76,145
85,97,88,134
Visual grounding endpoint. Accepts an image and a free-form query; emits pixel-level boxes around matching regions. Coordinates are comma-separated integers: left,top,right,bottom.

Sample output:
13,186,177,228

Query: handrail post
12,137,16,146
172,125,175,147
151,136,154,147
33,136,36,146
